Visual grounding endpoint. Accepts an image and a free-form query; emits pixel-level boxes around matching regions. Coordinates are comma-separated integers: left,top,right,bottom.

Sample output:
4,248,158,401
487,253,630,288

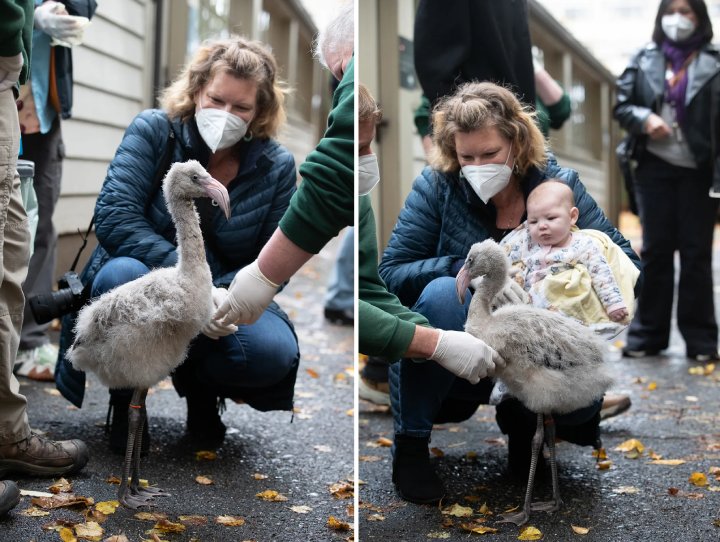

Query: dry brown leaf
178,515,208,525
478,502,492,515
484,437,506,446
685,492,705,499
647,450,662,460
441,503,473,517
44,388,61,396
329,481,354,499
134,511,168,521
592,448,607,460
366,513,385,521
103,536,130,542
613,486,640,494
430,447,444,458
327,516,351,531
359,455,381,462
668,487,680,496
690,472,709,487
84,509,107,524
31,493,94,509
466,451,478,459
518,525,543,540
376,437,392,447
614,439,645,454
74,521,104,541
195,475,214,485
20,506,50,517
94,501,120,515
460,522,498,534
195,450,217,461
314,445,332,453
596,460,612,470
152,519,186,533
571,525,590,535
345,408,354,417
463,495,481,503
60,527,77,542
49,478,73,494
650,459,686,466
105,476,121,485
41,519,77,531
290,505,312,514
216,515,246,526
306,368,320,378
256,489,289,502
253,473,268,480
426,532,451,539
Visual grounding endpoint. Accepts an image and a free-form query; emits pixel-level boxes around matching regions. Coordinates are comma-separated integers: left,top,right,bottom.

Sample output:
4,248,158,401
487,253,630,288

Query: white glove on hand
34,1,84,42
429,330,504,384
201,287,238,339
0,53,23,92
491,277,530,309
214,260,279,325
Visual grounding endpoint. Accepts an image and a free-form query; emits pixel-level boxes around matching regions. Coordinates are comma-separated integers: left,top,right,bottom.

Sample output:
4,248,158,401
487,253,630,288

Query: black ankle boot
392,434,445,504
107,396,150,456
186,393,226,449
507,431,546,481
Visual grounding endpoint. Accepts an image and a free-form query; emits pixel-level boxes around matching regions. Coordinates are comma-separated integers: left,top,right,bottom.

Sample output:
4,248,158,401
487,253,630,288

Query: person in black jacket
614,0,720,361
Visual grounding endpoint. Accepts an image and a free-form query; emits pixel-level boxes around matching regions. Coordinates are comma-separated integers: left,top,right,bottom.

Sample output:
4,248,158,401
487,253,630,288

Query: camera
29,271,90,324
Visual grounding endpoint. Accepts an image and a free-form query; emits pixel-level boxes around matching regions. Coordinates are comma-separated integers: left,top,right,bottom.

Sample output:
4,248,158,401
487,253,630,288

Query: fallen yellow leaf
256,489,289,502
592,448,607,460
19,506,50,517
31,493,94,509
134,511,168,521
613,486,640,494
596,460,613,470
430,447,444,457
427,532,451,539
689,472,709,487
195,450,217,461
478,502,492,515
441,503,473,517
290,505,312,514
195,475,214,485
74,521,104,541
518,525,543,540
103,536,130,542
48,478,73,494
571,525,590,535
94,500,120,515
647,381,657,391
460,522,498,534
178,515,208,525
329,481,354,499
650,459,686,466
215,515,246,526
306,368,320,378
59,527,77,542
253,473,268,480
367,513,385,521
614,439,645,454
327,516,351,531
376,437,393,447
151,519,186,533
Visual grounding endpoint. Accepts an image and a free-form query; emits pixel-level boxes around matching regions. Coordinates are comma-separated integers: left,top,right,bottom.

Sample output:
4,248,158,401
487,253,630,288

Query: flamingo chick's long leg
132,396,169,501
531,415,562,513
498,412,544,526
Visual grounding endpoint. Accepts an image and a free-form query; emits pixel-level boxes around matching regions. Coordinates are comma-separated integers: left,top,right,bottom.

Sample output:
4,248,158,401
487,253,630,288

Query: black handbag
616,135,639,215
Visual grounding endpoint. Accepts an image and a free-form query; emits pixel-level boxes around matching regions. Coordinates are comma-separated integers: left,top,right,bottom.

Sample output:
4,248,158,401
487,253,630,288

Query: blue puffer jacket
379,155,642,307
56,108,298,407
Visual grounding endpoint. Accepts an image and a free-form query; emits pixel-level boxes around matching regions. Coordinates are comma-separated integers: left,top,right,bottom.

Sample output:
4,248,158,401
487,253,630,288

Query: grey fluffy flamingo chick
67,160,230,509
456,239,612,526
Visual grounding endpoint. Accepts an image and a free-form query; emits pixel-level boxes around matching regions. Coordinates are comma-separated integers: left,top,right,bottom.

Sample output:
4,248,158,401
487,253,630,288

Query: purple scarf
661,35,704,126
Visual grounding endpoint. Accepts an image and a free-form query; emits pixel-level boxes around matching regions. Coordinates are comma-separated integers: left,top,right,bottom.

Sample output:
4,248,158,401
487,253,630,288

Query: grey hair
314,3,354,69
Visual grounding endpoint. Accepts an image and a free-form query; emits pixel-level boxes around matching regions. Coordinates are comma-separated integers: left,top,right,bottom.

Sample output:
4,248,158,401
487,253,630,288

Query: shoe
688,351,720,362
0,480,20,516
392,434,445,504
0,432,89,477
14,343,58,381
622,348,660,359
358,376,390,406
600,394,632,420
107,399,150,457
186,393,226,449
324,307,353,326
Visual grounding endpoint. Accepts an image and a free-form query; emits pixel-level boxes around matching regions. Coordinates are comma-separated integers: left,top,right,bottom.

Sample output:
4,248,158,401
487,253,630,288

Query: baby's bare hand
609,308,629,322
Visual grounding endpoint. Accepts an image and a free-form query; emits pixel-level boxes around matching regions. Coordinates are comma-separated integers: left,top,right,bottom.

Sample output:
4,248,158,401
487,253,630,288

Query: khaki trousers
0,87,31,444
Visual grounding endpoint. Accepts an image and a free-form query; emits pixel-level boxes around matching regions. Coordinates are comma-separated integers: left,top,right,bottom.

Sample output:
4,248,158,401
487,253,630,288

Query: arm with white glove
34,1,85,43
214,260,280,326
201,287,238,339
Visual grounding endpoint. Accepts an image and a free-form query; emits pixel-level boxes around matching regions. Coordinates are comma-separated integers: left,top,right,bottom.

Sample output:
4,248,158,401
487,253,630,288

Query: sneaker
0,432,89,477
392,434,445,504
0,480,20,516
358,375,390,406
688,351,720,362
324,307,353,326
622,348,660,359
600,394,632,420
14,343,58,382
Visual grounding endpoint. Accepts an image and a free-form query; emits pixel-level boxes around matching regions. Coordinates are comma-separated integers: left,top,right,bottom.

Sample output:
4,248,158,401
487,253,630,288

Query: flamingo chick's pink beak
200,176,231,219
455,264,470,304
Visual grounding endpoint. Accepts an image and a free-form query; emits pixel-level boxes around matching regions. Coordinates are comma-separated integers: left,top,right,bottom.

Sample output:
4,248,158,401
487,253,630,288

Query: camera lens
29,288,79,325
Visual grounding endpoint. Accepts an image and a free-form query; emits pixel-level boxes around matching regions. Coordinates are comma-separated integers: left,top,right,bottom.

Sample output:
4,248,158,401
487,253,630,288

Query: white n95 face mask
195,107,249,153
358,153,381,195
461,146,514,204
662,13,696,42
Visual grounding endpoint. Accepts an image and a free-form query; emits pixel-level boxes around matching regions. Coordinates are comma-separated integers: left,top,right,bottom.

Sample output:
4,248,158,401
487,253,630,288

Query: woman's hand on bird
429,330,504,384
644,113,671,140
201,287,238,339
214,260,280,325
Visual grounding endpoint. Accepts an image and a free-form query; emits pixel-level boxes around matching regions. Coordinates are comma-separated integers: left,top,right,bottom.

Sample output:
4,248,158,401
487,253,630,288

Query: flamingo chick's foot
496,509,529,526
530,498,562,513
118,486,170,509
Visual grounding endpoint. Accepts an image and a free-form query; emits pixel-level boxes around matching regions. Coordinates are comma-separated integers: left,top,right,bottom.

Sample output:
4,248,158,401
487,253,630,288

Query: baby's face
527,195,576,247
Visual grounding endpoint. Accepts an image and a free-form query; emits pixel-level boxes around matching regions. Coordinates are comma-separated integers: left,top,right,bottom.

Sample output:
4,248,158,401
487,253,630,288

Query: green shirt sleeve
279,57,355,254
0,1,34,85
358,196,430,360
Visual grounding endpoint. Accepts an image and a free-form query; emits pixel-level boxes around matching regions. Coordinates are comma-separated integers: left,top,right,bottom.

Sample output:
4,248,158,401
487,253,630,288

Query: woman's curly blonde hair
159,35,289,139
429,81,547,175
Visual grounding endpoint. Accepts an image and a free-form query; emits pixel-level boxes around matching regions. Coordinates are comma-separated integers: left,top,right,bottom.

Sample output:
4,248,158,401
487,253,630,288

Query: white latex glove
491,277,530,309
429,330,505,384
214,260,279,325
0,53,23,92
34,1,84,42
201,287,238,339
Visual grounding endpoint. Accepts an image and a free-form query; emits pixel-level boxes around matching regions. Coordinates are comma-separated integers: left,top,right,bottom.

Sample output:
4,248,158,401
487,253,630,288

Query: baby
500,179,629,327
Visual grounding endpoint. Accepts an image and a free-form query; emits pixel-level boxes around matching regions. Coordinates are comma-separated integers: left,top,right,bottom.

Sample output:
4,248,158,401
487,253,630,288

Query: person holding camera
0,0,89,518
54,35,301,454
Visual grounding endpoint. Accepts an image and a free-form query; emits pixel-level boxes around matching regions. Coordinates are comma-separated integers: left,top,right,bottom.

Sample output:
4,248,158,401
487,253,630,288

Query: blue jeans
389,277,601,444
92,257,300,405
324,227,354,312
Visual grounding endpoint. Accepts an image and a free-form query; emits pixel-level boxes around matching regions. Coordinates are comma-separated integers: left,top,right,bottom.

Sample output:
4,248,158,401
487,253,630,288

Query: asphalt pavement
358,217,720,541
1,231,355,541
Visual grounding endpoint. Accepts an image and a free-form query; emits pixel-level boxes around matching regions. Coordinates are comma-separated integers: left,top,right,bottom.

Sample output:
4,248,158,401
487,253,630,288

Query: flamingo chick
456,239,612,526
67,160,230,509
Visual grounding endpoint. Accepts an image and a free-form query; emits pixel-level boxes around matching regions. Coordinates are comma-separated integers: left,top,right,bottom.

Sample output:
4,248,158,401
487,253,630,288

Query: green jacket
0,0,34,86
279,57,354,254
359,195,429,359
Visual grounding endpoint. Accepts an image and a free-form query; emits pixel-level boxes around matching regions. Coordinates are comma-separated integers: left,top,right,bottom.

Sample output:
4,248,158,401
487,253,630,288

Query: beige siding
56,0,152,236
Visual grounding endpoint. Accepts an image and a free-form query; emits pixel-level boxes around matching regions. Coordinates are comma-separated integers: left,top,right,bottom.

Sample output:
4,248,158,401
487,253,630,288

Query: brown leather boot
0,433,89,477
0,480,20,516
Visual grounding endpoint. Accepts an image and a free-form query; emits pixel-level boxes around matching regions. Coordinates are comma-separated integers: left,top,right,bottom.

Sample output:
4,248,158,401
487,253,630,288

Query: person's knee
92,257,149,296
413,277,467,327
